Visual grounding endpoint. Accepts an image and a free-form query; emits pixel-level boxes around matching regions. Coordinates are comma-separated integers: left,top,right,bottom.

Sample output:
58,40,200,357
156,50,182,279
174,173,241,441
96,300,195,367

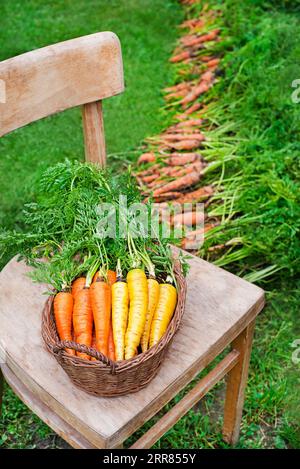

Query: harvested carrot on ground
167,153,199,166
125,268,148,360
112,260,129,361
54,291,75,356
137,152,156,164
90,271,111,357
152,171,201,196
71,277,86,298
73,285,93,360
149,279,177,348
170,50,191,63
172,210,205,227
165,139,201,151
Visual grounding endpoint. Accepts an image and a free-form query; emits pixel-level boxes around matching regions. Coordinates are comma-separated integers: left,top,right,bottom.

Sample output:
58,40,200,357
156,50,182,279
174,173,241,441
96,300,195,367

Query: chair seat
0,254,264,448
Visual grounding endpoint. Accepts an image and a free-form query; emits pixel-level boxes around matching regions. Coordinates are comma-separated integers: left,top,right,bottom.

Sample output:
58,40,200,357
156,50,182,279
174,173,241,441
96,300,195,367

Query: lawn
0,0,182,242
0,0,300,450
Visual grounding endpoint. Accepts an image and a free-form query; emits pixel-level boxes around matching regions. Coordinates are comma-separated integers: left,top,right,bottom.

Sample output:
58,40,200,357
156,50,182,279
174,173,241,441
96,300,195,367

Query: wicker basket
42,262,186,397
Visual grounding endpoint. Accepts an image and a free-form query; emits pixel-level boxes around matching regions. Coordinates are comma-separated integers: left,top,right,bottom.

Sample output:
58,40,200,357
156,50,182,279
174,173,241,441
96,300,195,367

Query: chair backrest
0,32,124,165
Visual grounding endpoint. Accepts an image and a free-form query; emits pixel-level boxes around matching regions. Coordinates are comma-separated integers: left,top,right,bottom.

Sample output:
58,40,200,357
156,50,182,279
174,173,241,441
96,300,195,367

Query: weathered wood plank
82,101,106,165
1,364,97,449
130,350,240,449
0,32,124,137
222,320,256,444
0,254,264,448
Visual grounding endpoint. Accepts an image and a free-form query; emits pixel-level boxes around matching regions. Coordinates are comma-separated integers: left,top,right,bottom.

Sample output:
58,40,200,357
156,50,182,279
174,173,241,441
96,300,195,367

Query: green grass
1,0,300,449
0,0,182,239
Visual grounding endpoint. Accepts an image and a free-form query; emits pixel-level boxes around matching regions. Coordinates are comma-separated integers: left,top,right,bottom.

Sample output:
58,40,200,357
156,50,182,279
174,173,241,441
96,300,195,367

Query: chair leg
222,320,255,445
0,367,4,417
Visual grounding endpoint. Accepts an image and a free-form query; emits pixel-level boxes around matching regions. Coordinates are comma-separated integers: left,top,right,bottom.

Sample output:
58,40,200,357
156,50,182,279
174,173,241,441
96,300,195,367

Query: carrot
170,50,191,63
201,55,213,62
165,90,189,101
93,269,116,285
180,18,204,30
207,58,220,69
162,133,205,142
181,34,199,47
152,171,201,196
141,277,160,353
91,333,97,361
181,82,211,106
164,82,191,93
71,277,86,298
167,153,199,166
177,119,204,127
201,70,215,83
137,152,156,165
125,269,148,360
53,291,75,356
107,270,117,287
142,174,158,184
137,163,161,177
108,321,116,361
112,263,129,361
172,211,205,227
90,277,111,357
151,191,183,202
177,102,202,119
149,281,177,348
175,185,214,203
181,222,219,249
73,287,93,360
165,139,201,151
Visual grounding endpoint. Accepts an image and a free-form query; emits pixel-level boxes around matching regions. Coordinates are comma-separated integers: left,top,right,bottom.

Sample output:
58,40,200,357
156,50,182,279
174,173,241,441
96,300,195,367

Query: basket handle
53,340,116,374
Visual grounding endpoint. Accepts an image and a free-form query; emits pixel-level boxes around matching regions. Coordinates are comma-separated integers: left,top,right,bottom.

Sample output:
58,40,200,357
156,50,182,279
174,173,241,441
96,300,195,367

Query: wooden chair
0,33,265,449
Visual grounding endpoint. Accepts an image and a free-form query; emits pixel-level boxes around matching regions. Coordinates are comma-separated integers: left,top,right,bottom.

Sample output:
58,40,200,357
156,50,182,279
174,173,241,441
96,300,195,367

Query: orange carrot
167,153,199,166
108,322,116,361
152,171,201,196
181,222,219,249
73,287,93,360
177,102,202,119
107,270,117,287
201,71,214,83
151,191,183,202
170,50,191,63
175,185,214,203
172,211,205,227
164,82,191,93
91,333,97,361
161,133,205,142
138,152,156,164
207,58,220,69
71,277,86,299
54,291,75,356
181,82,211,106
142,174,158,184
165,139,201,151
90,278,111,356
177,119,204,127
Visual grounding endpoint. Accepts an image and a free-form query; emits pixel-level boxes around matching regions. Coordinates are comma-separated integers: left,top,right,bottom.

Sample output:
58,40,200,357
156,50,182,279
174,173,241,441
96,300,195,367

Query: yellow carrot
141,278,160,352
125,269,148,360
149,282,177,348
111,260,128,361
112,280,129,361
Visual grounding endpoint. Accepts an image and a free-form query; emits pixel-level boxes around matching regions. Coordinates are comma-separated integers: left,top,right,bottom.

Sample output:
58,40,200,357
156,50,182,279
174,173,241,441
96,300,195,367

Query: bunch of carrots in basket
54,241,178,362
0,161,188,362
